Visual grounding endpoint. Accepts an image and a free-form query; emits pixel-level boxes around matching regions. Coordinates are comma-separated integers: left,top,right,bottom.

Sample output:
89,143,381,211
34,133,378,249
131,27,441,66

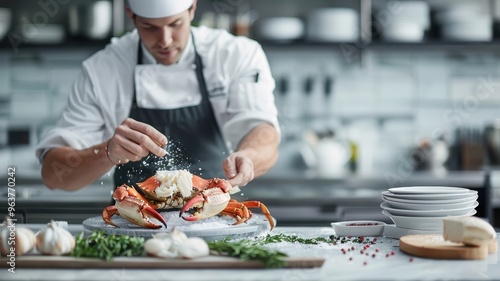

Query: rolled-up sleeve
222,42,280,151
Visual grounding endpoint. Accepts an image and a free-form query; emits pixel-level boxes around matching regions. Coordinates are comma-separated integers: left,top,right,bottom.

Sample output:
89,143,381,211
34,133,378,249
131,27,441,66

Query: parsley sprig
257,233,332,245
207,239,288,268
70,231,146,261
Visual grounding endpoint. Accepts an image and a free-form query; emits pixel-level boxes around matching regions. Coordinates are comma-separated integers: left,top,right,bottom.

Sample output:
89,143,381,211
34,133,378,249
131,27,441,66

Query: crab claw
102,205,120,227
103,185,167,229
180,188,231,221
116,196,167,229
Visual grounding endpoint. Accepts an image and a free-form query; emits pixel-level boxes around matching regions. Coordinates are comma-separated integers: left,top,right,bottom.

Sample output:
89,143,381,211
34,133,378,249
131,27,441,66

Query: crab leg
102,206,121,227
223,200,275,230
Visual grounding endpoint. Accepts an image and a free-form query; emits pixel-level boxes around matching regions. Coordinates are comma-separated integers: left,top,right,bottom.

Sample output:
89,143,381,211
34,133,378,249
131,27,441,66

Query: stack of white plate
381,186,478,231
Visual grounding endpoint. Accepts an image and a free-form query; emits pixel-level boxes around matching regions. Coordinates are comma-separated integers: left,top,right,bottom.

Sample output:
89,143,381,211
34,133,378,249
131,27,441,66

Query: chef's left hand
223,151,255,187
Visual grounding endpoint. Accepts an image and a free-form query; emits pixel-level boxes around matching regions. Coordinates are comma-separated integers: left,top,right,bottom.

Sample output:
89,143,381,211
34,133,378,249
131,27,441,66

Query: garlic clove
36,220,75,256
146,229,208,259
178,237,210,259
0,217,36,256
170,228,188,245
145,236,179,258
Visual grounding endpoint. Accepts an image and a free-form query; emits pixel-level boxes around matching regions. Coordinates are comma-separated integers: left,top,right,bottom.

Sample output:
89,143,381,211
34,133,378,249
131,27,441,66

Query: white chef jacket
35,26,280,163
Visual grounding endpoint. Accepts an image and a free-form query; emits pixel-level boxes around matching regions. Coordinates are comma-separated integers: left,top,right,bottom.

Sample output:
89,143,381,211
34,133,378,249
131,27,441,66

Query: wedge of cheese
443,216,496,246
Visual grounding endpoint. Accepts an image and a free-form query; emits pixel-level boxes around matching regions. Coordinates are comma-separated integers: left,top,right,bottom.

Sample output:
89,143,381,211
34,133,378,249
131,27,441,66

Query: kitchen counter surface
4,226,500,281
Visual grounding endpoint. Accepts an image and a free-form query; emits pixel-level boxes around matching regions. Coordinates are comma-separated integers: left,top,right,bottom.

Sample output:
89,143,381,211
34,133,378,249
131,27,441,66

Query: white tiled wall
1,47,499,177
265,48,500,174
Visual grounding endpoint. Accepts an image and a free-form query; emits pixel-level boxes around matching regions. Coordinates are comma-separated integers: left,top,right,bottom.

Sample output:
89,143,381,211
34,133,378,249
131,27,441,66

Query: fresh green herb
207,240,288,268
254,234,377,246
257,233,332,245
70,231,146,261
330,235,377,245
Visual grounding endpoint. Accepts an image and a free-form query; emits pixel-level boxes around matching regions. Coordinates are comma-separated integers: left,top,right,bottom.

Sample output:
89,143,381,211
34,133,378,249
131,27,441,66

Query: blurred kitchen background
1,0,500,228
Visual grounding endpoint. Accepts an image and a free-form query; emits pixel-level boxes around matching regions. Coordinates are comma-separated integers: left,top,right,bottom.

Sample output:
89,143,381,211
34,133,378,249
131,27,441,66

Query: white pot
442,18,492,41
314,139,349,178
69,1,112,40
306,8,359,42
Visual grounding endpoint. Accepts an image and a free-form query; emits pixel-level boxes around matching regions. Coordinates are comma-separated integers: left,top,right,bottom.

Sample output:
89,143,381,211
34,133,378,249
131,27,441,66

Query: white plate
388,186,470,194
382,194,478,205
382,190,477,200
331,221,386,237
383,197,478,210
382,209,477,231
380,201,478,217
82,212,275,241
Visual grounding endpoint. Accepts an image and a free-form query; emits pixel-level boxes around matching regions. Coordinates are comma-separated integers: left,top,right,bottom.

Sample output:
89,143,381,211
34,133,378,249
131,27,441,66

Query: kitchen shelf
367,40,500,52
0,37,112,52
259,39,500,52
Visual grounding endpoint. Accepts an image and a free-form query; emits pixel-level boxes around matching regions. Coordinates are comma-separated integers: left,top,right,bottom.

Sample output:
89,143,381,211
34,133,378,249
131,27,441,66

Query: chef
36,0,280,191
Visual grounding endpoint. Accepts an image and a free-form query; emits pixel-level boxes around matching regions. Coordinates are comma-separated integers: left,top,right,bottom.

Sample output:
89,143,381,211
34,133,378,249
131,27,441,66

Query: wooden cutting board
400,234,498,260
0,255,325,269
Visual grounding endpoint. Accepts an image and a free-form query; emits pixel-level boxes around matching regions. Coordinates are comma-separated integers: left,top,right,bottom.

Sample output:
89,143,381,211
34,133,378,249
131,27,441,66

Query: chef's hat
127,0,194,18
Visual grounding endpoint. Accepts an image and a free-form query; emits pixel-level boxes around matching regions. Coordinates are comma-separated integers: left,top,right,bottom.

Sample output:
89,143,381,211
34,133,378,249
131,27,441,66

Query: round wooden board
399,234,488,260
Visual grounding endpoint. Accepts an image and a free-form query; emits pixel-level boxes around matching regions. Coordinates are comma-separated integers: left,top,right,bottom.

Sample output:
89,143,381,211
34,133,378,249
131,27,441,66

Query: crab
102,170,275,230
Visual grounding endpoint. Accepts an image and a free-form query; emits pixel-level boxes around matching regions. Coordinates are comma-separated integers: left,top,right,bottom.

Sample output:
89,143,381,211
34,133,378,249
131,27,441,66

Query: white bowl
306,8,359,42
382,210,476,231
380,201,478,217
382,20,424,42
254,17,304,41
384,197,478,210
392,1,430,29
331,220,386,237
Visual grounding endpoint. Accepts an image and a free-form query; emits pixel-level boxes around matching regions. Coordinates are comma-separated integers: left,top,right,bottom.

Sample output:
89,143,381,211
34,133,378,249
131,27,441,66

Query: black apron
113,34,229,188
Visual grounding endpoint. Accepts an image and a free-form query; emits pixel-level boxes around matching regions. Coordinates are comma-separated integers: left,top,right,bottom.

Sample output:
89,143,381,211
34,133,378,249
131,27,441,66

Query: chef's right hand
105,118,167,165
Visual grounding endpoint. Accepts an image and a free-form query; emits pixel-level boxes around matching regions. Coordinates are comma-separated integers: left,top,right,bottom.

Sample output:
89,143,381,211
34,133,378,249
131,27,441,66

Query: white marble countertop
4,226,500,281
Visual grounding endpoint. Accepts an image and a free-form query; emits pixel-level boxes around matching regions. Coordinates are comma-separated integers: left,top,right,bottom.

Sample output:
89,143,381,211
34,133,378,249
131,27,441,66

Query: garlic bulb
36,220,75,255
0,217,36,256
145,228,209,259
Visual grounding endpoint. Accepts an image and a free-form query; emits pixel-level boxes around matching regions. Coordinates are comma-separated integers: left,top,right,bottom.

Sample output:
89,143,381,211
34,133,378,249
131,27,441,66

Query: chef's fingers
224,155,254,187
107,135,146,163
223,156,237,179
229,169,254,187
120,118,167,157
